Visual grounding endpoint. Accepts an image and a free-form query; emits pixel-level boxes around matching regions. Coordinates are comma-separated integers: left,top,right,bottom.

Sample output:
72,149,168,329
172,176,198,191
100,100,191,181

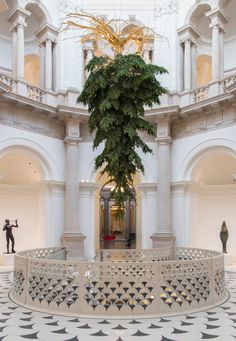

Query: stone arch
183,140,236,256
185,1,213,26
0,137,57,181
181,138,236,181
0,138,57,252
24,0,52,26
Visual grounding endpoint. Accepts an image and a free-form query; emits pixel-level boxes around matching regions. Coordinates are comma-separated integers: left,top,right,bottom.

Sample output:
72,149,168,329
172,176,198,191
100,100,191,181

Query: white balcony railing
193,86,209,103
0,73,14,90
27,85,44,102
0,71,236,109
223,75,236,92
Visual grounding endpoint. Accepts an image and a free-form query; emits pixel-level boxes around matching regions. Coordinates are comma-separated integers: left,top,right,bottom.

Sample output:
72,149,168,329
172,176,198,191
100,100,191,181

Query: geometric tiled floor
1,270,236,340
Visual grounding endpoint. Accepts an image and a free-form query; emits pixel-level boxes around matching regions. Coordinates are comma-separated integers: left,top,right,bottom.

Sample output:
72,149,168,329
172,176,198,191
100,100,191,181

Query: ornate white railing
11,246,227,318
193,86,209,103
0,73,14,90
223,75,236,92
27,85,44,102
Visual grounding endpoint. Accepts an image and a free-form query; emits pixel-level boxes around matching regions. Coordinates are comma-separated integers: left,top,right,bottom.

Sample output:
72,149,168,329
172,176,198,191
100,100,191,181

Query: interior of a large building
0,0,236,339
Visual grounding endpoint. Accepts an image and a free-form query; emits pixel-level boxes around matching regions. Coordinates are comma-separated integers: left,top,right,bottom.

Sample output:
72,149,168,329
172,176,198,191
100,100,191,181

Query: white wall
0,37,12,71
189,185,236,257
0,186,39,252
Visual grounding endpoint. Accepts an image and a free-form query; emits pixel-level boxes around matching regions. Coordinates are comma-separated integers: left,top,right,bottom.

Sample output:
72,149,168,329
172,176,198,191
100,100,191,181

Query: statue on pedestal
220,221,228,254
3,219,18,254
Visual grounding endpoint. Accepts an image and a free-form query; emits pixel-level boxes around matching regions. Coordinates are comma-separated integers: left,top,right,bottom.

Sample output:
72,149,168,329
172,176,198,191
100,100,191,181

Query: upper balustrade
0,70,235,111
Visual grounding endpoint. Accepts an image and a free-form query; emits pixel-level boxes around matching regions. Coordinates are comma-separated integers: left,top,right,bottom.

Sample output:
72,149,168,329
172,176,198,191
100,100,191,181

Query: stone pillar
8,7,30,80
8,7,29,95
39,43,45,88
45,39,52,90
103,195,110,237
61,118,86,259
151,117,175,248
82,41,94,81
206,9,228,81
125,199,131,239
36,25,58,91
178,25,200,91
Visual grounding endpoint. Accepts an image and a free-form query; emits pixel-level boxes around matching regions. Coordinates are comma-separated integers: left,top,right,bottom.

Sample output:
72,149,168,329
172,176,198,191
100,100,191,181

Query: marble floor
0,267,236,340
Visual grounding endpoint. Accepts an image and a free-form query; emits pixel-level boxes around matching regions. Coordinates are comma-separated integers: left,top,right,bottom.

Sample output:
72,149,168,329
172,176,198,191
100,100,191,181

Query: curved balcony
11,247,227,318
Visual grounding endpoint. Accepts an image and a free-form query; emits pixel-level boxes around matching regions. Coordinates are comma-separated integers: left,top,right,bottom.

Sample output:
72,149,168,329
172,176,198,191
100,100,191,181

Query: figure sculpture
3,219,18,254
220,221,228,254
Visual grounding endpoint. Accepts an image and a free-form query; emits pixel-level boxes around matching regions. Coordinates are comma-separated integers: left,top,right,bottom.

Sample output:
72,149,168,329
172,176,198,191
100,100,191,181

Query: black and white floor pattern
0,270,236,340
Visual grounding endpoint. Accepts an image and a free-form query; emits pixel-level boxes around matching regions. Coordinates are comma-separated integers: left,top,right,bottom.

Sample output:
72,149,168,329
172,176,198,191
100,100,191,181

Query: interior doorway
99,183,136,249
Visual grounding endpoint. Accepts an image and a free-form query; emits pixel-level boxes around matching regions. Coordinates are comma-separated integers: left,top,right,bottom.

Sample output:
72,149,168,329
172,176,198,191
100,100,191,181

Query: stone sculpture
220,221,228,254
3,219,18,254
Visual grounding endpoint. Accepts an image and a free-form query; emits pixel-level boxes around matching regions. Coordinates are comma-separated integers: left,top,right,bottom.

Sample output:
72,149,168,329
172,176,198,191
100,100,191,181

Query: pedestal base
151,232,176,248
0,253,15,266
224,253,233,266
61,232,86,260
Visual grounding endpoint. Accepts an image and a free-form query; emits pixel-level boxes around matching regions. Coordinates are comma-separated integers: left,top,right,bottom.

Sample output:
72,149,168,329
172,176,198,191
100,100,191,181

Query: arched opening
99,182,137,249
24,3,47,86
197,55,212,87
188,149,236,256
189,4,212,87
0,146,50,253
222,0,236,74
0,0,18,75
24,54,40,86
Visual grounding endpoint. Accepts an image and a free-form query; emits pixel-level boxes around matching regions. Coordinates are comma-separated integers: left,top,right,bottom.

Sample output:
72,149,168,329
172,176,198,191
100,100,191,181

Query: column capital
82,40,94,51
206,8,229,31
36,24,58,45
177,24,200,45
155,116,172,144
64,118,81,144
8,7,30,31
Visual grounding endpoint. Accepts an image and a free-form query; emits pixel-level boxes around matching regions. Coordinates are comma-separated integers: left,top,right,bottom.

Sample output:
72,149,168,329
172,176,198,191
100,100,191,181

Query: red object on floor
103,235,115,240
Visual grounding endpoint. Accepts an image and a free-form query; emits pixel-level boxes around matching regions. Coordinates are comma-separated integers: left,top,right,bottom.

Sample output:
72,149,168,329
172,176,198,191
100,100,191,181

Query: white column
61,118,86,260
12,29,17,78
206,8,228,81
184,39,191,91
8,7,30,80
151,117,175,248
178,25,200,92
39,43,45,88
191,43,197,89
45,39,52,90
178,42,184,92
36,25,58,91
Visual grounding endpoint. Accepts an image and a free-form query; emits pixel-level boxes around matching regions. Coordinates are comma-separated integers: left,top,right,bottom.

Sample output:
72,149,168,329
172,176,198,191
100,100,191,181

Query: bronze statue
3,219,18,254
220,221,228,254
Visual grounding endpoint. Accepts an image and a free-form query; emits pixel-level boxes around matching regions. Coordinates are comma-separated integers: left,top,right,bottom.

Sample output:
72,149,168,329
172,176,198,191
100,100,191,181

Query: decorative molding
36,24,58,45
155,0,179,17
206,8,229,32
177,24,200,45
172,104,236,139
0,102,65,139
8,7,30,31
58,0,79,15
64,118,81,144
155,116,172,143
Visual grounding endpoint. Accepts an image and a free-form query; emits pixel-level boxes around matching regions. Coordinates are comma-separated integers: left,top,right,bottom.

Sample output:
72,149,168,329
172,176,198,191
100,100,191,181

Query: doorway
99,184,136,249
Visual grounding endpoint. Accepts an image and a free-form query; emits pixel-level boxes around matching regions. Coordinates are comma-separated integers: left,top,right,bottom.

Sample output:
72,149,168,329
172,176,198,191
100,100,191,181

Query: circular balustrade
10,247,227,318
